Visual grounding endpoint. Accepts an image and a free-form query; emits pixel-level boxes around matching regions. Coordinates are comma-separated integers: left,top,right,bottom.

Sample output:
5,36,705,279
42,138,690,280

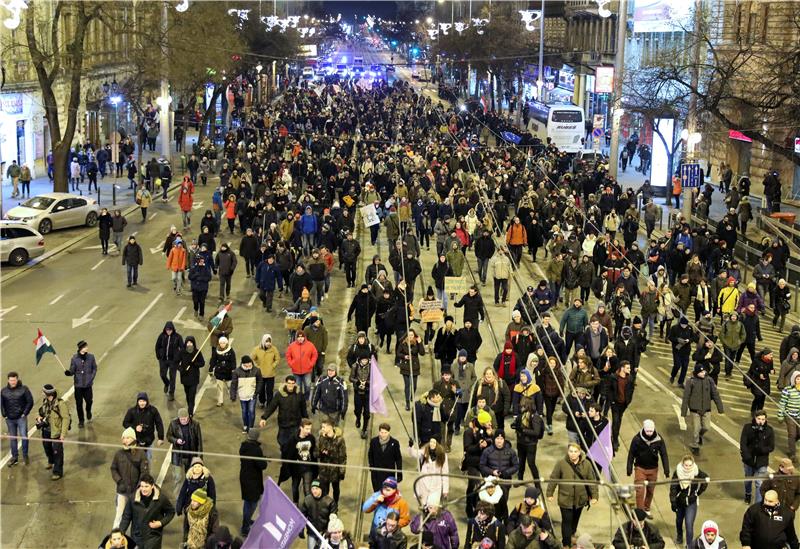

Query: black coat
239,439,267,502
348,291,377,332
123,403,165,447
367,436,404,483
455,327,482,363
178,338,205,386
209,347,236,381
454,292,485,324
155,323,183,361
122,242,144,266
739,420,775,468
261,383,308,429
739,501,798,549
98,213,113,240
130,485,175,549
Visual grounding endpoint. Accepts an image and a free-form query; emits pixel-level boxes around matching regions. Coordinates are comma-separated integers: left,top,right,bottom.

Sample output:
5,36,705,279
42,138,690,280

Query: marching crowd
4,73,800,549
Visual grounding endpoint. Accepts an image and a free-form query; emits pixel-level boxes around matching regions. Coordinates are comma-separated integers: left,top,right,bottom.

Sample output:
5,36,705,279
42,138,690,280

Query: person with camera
35,384,71,480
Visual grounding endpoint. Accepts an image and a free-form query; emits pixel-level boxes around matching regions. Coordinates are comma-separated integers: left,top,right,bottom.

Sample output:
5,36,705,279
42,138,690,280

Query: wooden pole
52,354,68,371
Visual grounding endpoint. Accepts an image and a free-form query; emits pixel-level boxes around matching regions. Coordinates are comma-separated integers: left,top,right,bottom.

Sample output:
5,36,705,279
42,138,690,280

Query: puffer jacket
155,321,183,361
1,381,34,420
312,375,348,415
261,383,308,429
209,344,236,381
479,440,520,479
230,365,263,402
286,339,318,376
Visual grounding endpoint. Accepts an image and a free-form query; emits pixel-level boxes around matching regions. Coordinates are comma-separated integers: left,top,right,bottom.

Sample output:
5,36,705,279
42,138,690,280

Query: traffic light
410,47,419,57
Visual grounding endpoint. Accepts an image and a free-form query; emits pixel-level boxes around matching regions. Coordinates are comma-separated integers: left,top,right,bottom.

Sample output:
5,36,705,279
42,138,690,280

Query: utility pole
536,0,545,102
608,0,627,179
682,0,704,220
159,1,172,162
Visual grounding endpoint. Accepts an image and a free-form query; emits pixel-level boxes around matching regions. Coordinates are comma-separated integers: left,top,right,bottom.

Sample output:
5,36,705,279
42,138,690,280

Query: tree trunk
198,85,224,143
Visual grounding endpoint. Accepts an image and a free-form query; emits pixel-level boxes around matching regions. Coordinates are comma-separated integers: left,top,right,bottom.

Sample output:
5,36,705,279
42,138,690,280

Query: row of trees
20,0,301,192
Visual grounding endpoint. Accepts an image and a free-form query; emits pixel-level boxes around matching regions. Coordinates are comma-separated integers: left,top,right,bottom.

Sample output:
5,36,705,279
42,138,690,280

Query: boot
355,416,361,429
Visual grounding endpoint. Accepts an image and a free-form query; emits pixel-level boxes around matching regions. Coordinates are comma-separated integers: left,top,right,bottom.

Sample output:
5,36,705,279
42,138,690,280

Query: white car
302,67,315,80
0,221,45,266
4,192,100,235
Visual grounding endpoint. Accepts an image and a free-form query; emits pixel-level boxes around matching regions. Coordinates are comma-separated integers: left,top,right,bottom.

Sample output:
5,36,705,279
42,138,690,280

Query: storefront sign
595,67,614,93
1,93,23,115
633,0,692,33
728,129,753,143
558,69,575,92
593,114,605,129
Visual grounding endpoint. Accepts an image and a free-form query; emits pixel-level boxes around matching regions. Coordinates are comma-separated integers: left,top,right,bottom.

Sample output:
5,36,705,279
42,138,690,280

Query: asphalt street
1,45,796,549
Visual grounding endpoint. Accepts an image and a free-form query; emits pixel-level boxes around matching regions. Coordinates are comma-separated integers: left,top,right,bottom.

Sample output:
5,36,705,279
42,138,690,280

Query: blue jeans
295,373,312,400
743,464,767,502
5,417,28,459
240,399,256,429
242,499,259,534
436,288,448,310
675,502,697,546
477,257,489,284
126,264,139,285
402,374,418,405
302,234,315,256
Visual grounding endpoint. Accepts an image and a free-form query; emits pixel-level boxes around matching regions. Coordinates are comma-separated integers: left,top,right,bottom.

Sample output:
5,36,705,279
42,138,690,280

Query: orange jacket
672,176,682,196
224,199,237,220
178,181,194,212
285,339,318,375
506,223,528,246
166,245,187,272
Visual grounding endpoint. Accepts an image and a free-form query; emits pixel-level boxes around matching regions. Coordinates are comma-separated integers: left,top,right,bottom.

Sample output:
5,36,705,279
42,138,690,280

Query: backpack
48,399,72,431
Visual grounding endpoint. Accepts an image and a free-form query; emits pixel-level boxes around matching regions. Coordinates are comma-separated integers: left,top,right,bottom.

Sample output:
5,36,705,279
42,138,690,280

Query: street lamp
175,0,189,13
155,95,172,109
425,16,433,25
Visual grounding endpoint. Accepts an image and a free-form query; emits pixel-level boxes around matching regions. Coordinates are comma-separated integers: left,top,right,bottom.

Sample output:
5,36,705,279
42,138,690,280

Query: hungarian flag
209,303,232,329
33,329,56,366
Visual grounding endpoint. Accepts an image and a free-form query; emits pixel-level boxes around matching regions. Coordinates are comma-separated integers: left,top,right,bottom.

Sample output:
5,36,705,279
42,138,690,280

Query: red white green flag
209,302,232,329
33,329,56,365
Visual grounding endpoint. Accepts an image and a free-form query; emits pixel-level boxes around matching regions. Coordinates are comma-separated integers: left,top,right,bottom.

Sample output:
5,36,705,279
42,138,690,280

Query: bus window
551,110,583,123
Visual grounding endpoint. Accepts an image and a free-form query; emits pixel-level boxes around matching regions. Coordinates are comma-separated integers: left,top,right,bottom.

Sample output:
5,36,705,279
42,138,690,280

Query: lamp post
608,0,627,179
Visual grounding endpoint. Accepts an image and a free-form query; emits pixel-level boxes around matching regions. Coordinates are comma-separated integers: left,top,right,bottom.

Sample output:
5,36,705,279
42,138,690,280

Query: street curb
2,183,181,284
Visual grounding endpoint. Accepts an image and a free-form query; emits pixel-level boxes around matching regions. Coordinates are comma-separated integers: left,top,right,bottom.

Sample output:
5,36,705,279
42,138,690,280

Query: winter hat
493,430,505,440
326,363,338,374
327,514,344,533
177,408,189,418
77,340,88,351
357,331,367,338
122,427,136,440
42,384,56,396
632,315,642,325
311,479,322,489
791,371,800,386
191,488,208,504
694,363,707,374
477,410,492,426
247,428,261,441
190,456,204,467
524,486,540,500
642,419,656,432
621,326,632,338
457,349,468,359
382,476,398,490
702,520,718,536
747,281,757,290
575,533,595,549
679,317,689,326
309,306,318,313
503,340,514,352
218,336,229,346
445,315,455,324
511,310,522,319
634,508,648,521
136,391,149,402
241,355,253,365
425,492,441,508
727,276,736,284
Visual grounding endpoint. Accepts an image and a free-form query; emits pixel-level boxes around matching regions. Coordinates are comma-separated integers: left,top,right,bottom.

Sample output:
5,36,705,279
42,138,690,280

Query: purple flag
243,477,307,549
586,423,613,481
369,356,388,415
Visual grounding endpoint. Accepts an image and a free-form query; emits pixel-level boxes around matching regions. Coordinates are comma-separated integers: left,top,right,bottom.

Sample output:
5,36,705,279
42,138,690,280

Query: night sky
323,1,400,22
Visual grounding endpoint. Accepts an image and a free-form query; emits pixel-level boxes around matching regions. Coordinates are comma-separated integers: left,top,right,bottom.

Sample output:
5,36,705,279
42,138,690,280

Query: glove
408,438,415,448
64,370,74,377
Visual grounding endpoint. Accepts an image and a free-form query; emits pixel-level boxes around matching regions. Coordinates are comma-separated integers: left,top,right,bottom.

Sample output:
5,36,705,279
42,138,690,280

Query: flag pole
304,519,332,549
192,328,214,362
52,354,68,371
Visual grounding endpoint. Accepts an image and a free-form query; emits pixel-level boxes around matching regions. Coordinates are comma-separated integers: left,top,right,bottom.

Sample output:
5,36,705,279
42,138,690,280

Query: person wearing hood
778,347,800,390
251,334,280,408
166,406,203,487
239,428,267,537
200,210,217,237
669,317,694,387
130,474,175,549
627,419,670,514
780,325,800,364
348,284,377,334
175,456,216,516
746,348,774,412
777,371,800,462
111,427,150,531
690,520,728,549
720,311,746,378
669,454,709,546
547,443,599,548
214,242,238,302
740,409,775,504
154,322,183,402
231,355,263,433
175,337,204,417
365,255,388,287
209,336,236,407
188,255,212,319
739,488,798,549
681,364,724,455
123,391,165,458
410,493,459,549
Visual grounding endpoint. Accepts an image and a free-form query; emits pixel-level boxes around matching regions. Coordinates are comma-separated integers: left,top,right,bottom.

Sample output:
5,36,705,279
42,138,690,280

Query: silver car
0,221,46,266
4,192,100,234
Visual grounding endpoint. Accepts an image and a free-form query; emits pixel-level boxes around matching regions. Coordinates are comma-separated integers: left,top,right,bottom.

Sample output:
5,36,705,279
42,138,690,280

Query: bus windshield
551,110,583,123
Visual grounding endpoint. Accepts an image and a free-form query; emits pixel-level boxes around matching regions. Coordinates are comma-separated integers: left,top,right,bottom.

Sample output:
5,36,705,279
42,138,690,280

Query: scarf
676,461,698,490
186,500,214,549
698,520,723,549
497,352,517,380
383,490,399,505
428,398,442,422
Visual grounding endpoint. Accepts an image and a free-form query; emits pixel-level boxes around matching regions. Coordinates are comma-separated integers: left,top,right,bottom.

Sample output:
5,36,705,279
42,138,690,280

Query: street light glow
425,16,433,24
110,96,122,106
155,95,172,109
175,0,189,13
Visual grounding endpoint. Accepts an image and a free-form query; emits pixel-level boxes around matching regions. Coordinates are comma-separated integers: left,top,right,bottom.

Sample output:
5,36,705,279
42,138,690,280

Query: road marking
247,291,258,307
72,305,99,329
49,294,64,305
638,373,657,391
672,404,687,430
149,213,158,220
0,305,18,318
639,368,739,449
156,375,213,486
114,293,164,347
90,259,105,271
0,335,9,345
173,306,187,322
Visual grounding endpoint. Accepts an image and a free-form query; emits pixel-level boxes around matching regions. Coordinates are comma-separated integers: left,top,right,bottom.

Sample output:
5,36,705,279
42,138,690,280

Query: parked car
0,221,45,266
302,67,315,80
4,192,100,235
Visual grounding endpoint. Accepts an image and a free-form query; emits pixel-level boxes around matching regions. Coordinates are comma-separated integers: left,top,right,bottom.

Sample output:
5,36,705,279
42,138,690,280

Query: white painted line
114,293,164,347
672,404,687,430
72,305,99,329
90,259,105,271
173,306,187,322
0,305,18,318
149,213,157,220
156,375,213,486
49,294,65,305
247,291,258,307
638,373,657,391
640,368,739,449
0,335,9,345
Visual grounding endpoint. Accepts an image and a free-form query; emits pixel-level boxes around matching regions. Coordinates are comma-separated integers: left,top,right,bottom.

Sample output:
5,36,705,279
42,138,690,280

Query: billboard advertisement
633,0,693,33
651,118,675,189
595,67,614,93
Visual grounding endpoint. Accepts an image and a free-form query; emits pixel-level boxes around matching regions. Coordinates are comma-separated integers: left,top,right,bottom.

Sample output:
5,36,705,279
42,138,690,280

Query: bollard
97,188,101,205
112,185,117,206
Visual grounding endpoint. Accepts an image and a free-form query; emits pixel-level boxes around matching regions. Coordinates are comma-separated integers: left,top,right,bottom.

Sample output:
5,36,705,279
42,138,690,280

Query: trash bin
770,212,796,226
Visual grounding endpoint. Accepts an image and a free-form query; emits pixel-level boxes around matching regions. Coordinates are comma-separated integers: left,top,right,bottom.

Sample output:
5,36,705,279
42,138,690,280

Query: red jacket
285,339,318,375
178,180,194,212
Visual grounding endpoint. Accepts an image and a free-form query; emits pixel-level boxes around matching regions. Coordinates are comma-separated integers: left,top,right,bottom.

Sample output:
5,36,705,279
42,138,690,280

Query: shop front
0,91,45,178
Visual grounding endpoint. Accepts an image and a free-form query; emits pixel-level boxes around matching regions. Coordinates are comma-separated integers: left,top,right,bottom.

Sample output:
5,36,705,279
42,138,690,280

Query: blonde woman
658,283,677,340
407,437,449,506
547,443,599,548
669,454,708,546
471,366,511,430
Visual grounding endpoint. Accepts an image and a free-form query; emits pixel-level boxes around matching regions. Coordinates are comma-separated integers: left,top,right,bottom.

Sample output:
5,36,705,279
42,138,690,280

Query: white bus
526,102,585,154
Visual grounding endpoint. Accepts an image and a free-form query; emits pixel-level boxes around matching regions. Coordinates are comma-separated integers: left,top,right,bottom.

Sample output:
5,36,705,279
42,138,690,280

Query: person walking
286,331,318,400
130,474,176,549
739,488,798,549
18,162,31,196
311,364,348,425
65,340,97,428
155,322,183,402
627,419,670,516
1,371,34,466
317,417,347,504
259,375,309,448
188,256,212,319
209,336,236,408
239,428,267,537
122,235,143,287
111,210,127,254
35,384,70,480
166,239,188,296
230,355,263,433
6,160,20,197
135,184,152,222
367,423,404,492
681,364,724,456
165,408,203,484
214,243,237,303
546,443,599,549
122,392,165,460
111,427,149,530
98,208,113,255
177,176,194,230
740,410,775,504
777,371,800,463
669,454,708,547
251,334,280,408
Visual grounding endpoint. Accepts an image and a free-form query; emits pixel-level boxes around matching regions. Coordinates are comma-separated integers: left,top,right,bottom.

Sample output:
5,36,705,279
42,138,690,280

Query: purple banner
243,477,306,549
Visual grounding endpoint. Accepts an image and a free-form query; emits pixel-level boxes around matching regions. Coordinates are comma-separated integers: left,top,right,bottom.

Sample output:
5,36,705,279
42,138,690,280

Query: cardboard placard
445,276,468,295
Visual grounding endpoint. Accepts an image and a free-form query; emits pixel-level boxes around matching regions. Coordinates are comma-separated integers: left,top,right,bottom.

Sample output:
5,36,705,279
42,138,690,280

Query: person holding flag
64,340,97,428
206,302,233,350
33,328,57,367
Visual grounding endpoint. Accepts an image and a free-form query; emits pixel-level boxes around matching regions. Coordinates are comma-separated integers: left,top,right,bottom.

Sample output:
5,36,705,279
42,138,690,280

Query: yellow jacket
251,341,280,378
717,286,740,314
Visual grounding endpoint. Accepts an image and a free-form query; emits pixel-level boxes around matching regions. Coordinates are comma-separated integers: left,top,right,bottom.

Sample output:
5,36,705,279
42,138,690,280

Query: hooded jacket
781,326,800,363
261,383,308,429
178,336,205,387
778,347,800,390
155,322,183,361
251,335,280,379
410,510,460,549
626,428,670,475
312,374,348,415
122,395,165,447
